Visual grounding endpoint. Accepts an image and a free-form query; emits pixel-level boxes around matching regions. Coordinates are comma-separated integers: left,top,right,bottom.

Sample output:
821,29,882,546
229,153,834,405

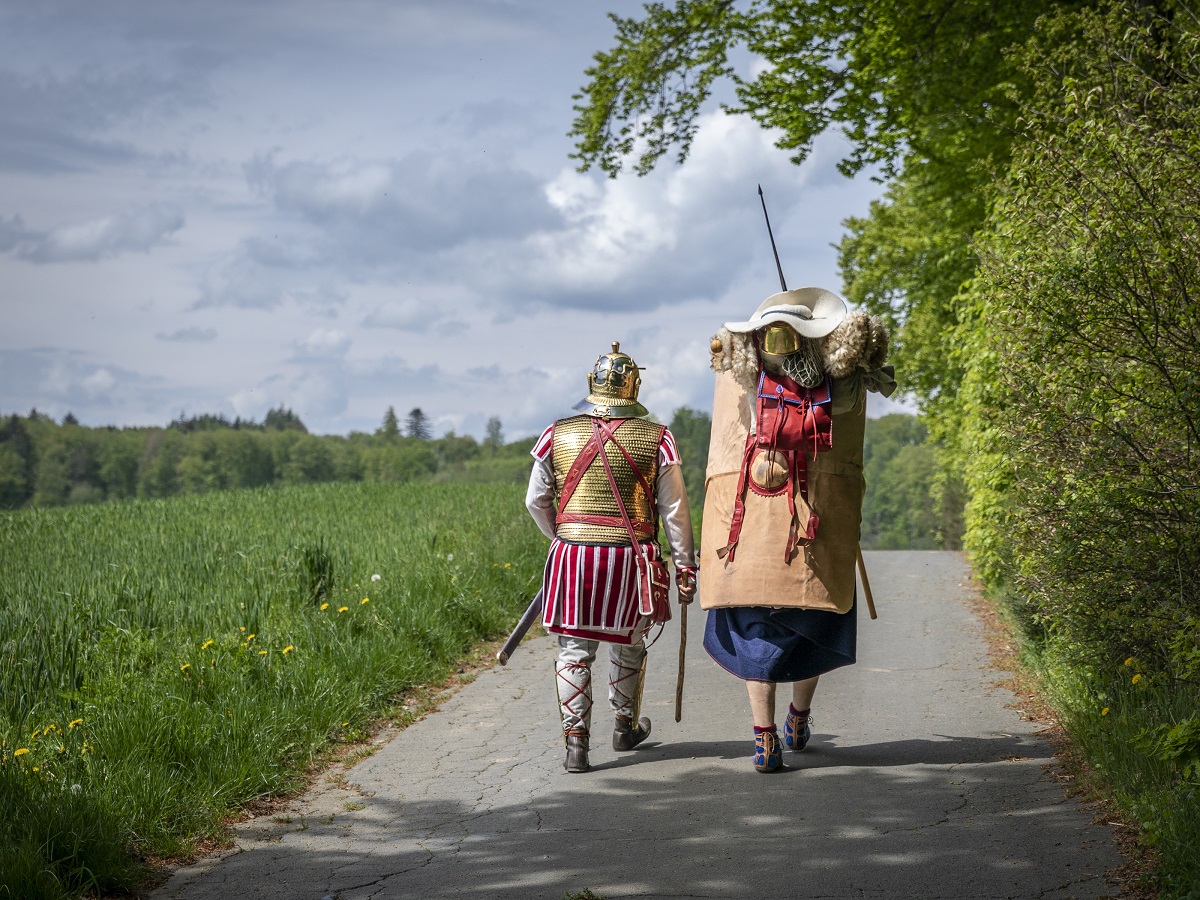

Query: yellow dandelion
201,639,215,650
240,626,246,632
1124,657,1134,666
258,650,268,655
282,645,294,654
320,602,329,610
31,766,39,772
1132,674,1142,684
31,729,41,739
247,633,256,641
338,606,349,613
504,563,511,568
361,597,370,605
68,719,82,729
13,748,29,757
1101,707,1110,716
58,745,65,753
180,663,190,672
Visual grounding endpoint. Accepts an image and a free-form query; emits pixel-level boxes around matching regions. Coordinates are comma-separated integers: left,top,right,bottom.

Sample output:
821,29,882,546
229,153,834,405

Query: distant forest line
0,406,960,551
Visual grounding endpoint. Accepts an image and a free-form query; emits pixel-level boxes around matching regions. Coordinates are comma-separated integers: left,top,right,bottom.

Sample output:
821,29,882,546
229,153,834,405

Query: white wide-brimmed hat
724,287,848,339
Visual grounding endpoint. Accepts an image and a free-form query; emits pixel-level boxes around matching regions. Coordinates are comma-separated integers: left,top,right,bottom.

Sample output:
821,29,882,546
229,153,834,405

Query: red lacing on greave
609,662,640,716
556,661,593,734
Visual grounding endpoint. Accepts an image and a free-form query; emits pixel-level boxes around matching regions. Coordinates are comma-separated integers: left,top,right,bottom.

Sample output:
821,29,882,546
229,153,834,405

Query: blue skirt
703,594,857,683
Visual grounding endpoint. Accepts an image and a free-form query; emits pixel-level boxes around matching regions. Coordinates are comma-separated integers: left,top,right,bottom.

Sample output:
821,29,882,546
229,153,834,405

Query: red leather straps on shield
756,369,833,455
718,369,831,565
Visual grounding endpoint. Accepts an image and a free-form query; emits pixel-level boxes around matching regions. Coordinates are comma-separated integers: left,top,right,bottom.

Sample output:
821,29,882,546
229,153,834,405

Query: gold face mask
760,322,802,357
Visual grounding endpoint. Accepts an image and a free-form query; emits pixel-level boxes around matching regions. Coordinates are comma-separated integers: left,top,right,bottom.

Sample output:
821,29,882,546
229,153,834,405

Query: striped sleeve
659,427,681,467
531,423,555,460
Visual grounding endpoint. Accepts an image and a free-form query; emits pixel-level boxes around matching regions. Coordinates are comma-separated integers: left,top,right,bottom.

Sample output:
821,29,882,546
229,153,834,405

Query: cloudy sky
1,0,907,442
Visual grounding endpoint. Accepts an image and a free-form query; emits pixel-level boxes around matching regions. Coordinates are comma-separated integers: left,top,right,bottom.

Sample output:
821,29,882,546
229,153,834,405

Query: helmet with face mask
572,342,649,419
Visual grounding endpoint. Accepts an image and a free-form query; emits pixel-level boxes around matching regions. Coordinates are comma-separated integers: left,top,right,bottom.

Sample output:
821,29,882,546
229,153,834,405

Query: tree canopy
576,3,1200,883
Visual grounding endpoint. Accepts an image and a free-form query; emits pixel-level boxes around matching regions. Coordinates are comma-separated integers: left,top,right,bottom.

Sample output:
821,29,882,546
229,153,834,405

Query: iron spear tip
757,183,763,194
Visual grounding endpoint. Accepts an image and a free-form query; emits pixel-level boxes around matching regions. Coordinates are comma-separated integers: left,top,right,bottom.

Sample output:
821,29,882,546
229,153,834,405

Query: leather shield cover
699,370,864,613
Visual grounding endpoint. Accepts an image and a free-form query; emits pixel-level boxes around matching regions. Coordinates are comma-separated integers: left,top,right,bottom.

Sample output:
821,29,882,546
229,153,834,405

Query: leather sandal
612,715,652,751
564,731,589,773
784,708,812,753
753,729,782,773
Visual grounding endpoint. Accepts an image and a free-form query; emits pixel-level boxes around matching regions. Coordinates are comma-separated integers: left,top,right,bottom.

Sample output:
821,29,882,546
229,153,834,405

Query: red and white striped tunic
532,423,681,644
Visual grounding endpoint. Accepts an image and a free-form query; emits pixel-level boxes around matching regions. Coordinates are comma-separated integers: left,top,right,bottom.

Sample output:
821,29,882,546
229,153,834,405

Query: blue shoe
753,729,782,773
784,708,812,752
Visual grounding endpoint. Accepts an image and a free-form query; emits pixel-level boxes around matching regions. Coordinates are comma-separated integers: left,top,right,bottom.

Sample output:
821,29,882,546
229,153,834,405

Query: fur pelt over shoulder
710,311,890,396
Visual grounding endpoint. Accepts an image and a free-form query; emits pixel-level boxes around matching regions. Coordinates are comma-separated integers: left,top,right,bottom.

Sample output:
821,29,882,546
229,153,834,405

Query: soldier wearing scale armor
526,343,697,773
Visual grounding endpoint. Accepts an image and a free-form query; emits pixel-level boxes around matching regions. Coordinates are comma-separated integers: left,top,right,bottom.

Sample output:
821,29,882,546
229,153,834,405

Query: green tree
667,406,711,535
213,431,275,489
33,437,73,506
405,407,432,441
378,406,400,440
97,432,141,499
484,416,504,455
177,433,226,494
0,444,28,508
264,406,308,433
138,431,183,498
570,0,1096,420
281,435,337,484
0,414,34,507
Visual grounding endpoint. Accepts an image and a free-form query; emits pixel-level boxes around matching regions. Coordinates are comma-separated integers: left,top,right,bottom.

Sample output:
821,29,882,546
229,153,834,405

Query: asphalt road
152,551,1125,899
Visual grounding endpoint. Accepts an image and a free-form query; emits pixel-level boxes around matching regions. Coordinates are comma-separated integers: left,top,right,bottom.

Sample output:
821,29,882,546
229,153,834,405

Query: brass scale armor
551,415,663,544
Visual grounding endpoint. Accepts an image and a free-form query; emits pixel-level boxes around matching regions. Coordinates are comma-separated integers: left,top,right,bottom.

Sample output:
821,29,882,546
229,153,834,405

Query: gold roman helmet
572,341,649,419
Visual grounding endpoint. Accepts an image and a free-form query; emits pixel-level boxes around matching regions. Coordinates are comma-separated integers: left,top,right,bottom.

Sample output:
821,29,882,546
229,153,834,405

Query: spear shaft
758,184,788,292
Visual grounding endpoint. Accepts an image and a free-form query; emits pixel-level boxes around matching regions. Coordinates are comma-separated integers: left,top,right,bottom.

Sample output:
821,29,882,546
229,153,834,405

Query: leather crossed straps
555,418,663,540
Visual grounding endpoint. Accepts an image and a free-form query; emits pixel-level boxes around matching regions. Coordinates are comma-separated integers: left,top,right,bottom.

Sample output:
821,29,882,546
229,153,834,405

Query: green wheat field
0,482,545,899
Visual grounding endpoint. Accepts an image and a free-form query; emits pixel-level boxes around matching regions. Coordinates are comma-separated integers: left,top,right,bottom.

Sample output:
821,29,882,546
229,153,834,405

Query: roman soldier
700,287,895,772
526,342,698,773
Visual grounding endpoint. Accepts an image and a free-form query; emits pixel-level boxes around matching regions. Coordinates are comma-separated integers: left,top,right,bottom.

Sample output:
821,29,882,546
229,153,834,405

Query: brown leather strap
717,432,758,564
589,418,659,616
720,431,819,566
596,418,662,504
590,418,648,552
556,426,604,513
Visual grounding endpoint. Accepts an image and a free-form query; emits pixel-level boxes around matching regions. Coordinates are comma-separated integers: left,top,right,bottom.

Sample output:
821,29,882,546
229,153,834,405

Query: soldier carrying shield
701,287,895,772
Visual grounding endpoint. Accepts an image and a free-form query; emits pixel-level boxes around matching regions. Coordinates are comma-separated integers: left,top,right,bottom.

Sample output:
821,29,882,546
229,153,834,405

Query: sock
753,724,777,734
788,704,811,719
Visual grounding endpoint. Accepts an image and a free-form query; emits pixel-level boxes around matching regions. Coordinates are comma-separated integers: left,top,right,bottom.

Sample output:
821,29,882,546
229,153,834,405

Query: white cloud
18,204,184,262
81,367,116,394
156,326,217,342
296,328,350,359
0,1,894,439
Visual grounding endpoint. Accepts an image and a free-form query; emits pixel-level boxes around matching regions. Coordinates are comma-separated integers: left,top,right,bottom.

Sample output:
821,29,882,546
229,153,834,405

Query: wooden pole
856,547,878,620
674,603,688,722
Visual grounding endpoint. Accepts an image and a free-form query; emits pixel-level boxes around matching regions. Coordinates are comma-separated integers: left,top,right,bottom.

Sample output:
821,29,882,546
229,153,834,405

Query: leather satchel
755,369,833,455
589,418,672,624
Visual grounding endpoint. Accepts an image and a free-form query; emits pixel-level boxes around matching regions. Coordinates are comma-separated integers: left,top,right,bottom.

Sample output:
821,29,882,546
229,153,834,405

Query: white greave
556,635,647,734
608,643,646,719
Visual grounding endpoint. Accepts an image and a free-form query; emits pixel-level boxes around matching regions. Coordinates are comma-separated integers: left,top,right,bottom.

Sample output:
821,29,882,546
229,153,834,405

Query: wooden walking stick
674,602,688,722
856,546,878,620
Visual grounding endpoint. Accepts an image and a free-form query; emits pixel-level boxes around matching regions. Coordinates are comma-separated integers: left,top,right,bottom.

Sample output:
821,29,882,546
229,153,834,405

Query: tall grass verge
1044,658,1200,898
0,482,544,899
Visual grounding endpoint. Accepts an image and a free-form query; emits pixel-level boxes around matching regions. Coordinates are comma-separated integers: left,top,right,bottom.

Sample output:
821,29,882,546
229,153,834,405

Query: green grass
0,482,544,900
1045,660,1200,899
